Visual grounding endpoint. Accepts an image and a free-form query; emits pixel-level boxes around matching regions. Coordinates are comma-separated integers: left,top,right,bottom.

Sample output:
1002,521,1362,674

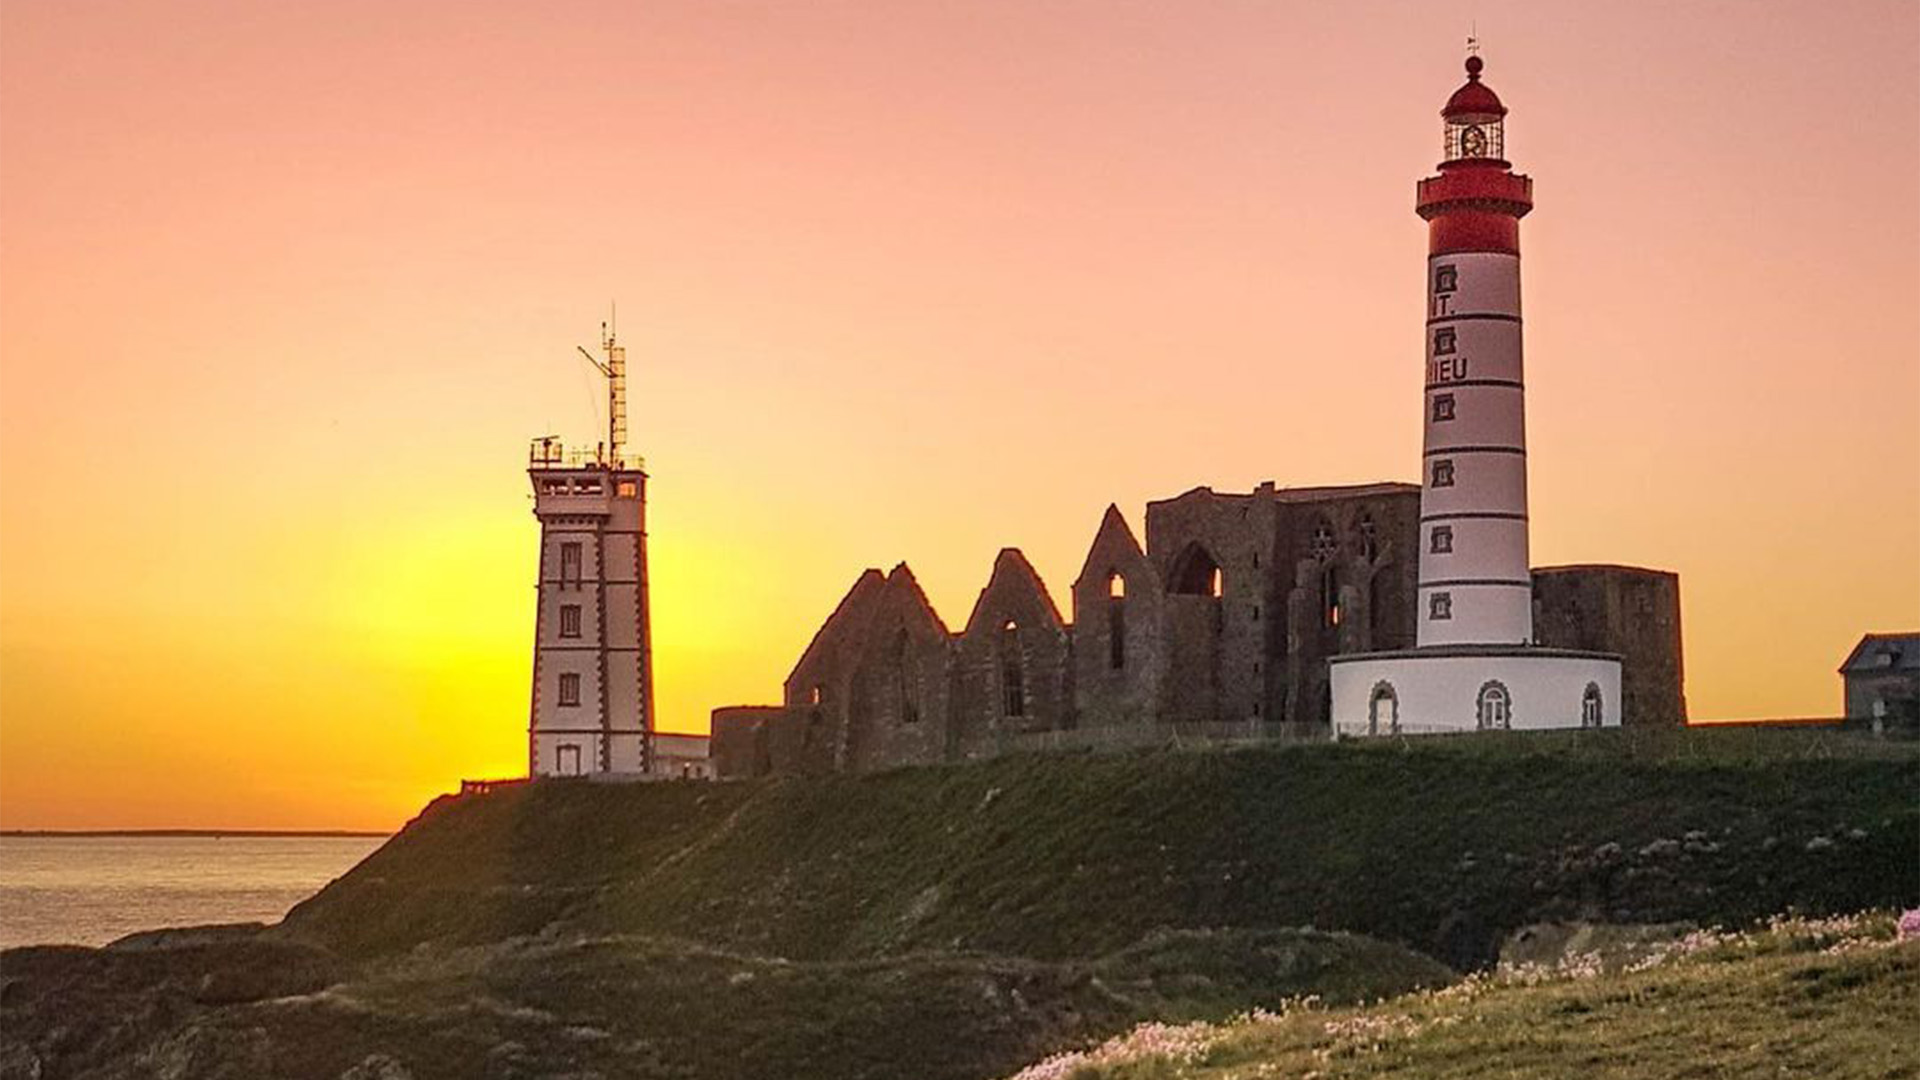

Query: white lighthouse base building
1329,647,1621,737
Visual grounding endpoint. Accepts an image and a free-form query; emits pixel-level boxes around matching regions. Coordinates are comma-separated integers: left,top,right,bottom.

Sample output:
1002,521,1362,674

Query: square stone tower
526,329,654,777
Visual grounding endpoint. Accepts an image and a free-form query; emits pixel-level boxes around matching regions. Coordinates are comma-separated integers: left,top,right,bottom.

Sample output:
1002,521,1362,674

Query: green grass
8,727,1916,1080
285,727,1920,968
0,928,1450,1080
1014,914,1920,1079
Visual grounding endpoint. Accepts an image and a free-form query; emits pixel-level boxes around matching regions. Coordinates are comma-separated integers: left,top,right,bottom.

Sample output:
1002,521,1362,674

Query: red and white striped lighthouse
1328,51,1622,735
1415,54,1535,648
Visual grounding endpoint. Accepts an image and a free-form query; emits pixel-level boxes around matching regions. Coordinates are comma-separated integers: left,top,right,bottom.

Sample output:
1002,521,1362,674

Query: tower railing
528,437,645,472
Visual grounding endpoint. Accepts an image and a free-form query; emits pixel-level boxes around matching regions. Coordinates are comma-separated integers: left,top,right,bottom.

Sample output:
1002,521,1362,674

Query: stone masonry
711,481,1685,778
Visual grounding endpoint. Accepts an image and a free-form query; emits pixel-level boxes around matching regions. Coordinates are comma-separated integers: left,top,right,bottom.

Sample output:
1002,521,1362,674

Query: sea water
0,834,385,949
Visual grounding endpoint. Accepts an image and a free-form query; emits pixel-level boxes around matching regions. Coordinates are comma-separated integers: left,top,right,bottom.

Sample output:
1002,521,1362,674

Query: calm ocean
0,835,386,949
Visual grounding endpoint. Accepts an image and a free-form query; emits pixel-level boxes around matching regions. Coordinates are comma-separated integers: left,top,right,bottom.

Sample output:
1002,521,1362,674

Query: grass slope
0,928,1449,1080
1010,914,1920,1079
286,728,1919,968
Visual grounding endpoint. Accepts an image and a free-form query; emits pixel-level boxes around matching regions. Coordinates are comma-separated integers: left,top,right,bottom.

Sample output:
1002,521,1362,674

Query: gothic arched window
1000,619,1026,719
1309,521,1338,561
1368,681,1399,736
1170,543,1223,598
1477,680,1512,731
1581,682,1603,728
896,630,919,724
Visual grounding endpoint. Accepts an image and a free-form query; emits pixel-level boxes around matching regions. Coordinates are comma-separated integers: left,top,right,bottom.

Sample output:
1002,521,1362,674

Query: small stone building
711,480,1686,779
1839,633,1920,733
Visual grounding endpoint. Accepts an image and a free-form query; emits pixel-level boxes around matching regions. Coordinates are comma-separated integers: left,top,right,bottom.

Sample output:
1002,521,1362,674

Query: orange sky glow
2,1,1915,830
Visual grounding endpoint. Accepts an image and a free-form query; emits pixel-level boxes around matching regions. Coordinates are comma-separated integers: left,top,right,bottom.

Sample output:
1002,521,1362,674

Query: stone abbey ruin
710,481,1684,778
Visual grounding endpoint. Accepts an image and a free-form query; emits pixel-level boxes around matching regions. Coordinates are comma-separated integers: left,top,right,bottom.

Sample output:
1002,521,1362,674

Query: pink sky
2,1,1915,828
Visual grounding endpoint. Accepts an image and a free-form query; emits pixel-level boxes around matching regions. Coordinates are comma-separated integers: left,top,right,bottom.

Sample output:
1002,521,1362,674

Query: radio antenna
575,306,627,465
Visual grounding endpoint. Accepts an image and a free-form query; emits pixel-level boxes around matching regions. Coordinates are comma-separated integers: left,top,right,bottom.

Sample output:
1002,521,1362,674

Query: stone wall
1532,565,1687,725
711,484,1685,778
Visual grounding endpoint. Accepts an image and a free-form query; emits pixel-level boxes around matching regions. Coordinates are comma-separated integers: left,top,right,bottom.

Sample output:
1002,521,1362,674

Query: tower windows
1582,683,1604,728
1368,681,1400,736
617,480,638,498
559,542,583,585
558,672,581,707
1323,566,1341,628
1358,515,1379,562
895,631,920,725
1433,265,1458,295
555,744,582,777
1002,660,1027,719
1434,328,1457,355
559,604,582,638
1001,619,1026,719
1429,592,1453,621
1430,526,1454,555
1431,460,1456,488
1432,394,1457,422
1477,681,1512,730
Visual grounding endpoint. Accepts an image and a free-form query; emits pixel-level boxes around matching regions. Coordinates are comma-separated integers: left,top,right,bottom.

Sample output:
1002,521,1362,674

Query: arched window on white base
1581,682,1604,728
1477,680,1511,731
1368,681,1399,736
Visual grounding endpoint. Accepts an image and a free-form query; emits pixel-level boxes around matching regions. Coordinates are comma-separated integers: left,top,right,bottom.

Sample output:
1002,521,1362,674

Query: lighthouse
526,324,655,777
1328,52,1622,734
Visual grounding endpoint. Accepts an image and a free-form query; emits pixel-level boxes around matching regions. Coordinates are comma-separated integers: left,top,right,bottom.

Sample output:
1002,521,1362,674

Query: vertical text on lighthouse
526,323,655,777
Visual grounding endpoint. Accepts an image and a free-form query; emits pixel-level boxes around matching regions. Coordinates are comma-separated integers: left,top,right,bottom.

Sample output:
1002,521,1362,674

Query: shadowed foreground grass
1005,913,1920,1080
288,726,1920,969
0,928,1450,1080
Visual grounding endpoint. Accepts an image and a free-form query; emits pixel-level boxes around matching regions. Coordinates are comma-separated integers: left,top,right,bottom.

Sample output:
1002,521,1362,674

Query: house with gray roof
1840,633,1920,733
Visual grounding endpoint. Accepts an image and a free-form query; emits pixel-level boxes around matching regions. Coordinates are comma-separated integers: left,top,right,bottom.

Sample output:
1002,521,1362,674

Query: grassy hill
285,727,1919,969
0,928,1450,1080
1002,910,1920,1080
6,727,1914,1080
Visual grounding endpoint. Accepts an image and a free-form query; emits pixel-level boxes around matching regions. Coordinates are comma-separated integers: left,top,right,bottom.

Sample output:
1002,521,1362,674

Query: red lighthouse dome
1442,56,1507,120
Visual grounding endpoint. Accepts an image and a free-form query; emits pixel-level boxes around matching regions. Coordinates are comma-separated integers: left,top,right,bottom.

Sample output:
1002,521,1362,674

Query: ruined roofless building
709,482,1685,779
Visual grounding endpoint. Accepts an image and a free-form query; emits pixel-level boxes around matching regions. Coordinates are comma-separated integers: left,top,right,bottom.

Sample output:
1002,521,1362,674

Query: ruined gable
952,549,1073,755
784,568,887,708
1071,505,1166,729
839,564,955,770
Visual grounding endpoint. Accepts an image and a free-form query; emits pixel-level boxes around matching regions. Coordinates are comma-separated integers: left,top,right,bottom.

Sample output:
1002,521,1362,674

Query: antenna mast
576,308,629,466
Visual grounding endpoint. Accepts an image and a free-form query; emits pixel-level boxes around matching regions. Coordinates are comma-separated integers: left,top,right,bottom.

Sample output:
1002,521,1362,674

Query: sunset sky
2,1,1915,830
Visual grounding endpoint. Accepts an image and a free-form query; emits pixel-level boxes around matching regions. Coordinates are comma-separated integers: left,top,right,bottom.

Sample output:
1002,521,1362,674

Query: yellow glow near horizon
2,1,1916,829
